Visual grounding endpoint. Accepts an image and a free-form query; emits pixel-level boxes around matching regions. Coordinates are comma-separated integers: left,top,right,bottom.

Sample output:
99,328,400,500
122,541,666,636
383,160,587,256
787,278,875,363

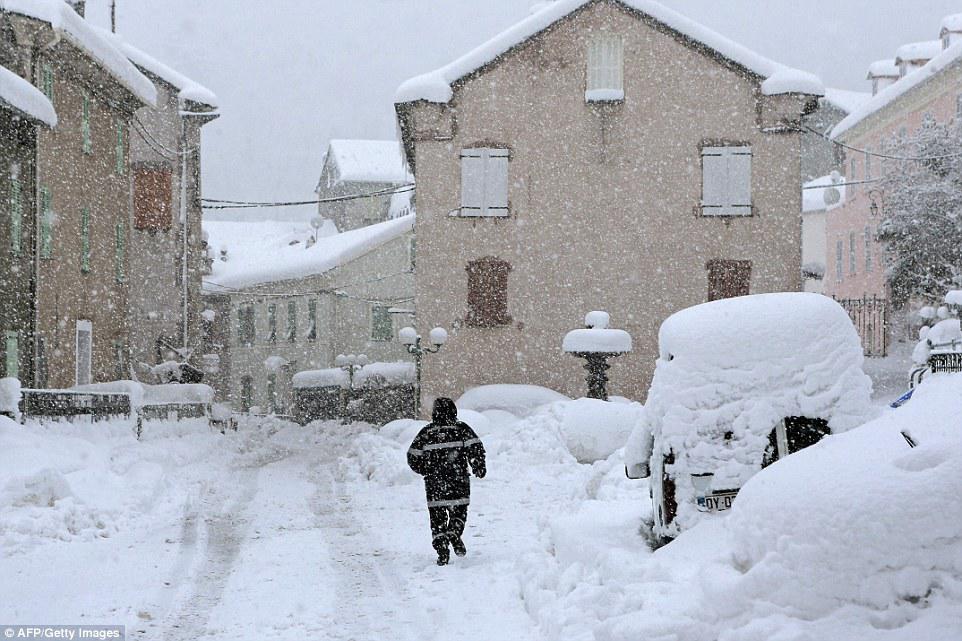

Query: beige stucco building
396,0,822,408
201,216,415,412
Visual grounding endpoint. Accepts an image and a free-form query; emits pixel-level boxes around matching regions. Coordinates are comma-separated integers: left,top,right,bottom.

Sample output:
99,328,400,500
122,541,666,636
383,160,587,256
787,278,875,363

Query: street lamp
399,325,448,417
335,353,368,388
562,311,632,400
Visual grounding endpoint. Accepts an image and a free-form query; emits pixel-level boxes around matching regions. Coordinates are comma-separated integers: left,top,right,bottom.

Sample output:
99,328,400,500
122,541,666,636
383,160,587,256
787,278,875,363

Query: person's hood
432,397,458,425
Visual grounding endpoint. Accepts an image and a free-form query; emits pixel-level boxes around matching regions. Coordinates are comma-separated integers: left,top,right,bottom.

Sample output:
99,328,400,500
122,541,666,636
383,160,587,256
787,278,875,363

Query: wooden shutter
701,148,727,211
702,146,751,215
134,164,173,231
466,257,512,327
460,149,484,215
728,147,752,212
707,259,751,301
486,149,509,215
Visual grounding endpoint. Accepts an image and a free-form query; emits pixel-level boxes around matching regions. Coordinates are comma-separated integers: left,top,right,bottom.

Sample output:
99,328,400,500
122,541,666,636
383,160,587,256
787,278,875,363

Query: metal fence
835,296,889,357
21,389,132,422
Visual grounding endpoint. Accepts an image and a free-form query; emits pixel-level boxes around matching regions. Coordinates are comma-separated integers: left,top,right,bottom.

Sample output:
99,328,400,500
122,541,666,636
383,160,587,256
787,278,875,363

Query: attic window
586,35,623,102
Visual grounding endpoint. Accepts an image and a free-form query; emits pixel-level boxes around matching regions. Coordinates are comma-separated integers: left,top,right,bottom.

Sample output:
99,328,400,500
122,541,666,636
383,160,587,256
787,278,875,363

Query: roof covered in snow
941,13,962,34
867,59,899,79
895,40,942,63
323,140,412,185
94,27,217,108
821,88,871,115
203,214,414,291
0,64,56,125
0,0,156,106
834,40,962,139
395,0,823,104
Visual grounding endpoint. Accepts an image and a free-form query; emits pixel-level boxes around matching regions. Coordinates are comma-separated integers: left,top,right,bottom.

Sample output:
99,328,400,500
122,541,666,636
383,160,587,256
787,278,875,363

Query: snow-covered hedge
626,292,874,537
72,381,214,408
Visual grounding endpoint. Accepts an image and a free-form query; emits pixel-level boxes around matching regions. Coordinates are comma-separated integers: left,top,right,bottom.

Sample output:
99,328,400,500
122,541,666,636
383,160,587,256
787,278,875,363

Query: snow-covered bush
529,398,643,463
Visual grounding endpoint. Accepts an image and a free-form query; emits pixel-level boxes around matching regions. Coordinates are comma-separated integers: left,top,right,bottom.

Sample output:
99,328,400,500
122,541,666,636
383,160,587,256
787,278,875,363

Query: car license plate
697,491,737,512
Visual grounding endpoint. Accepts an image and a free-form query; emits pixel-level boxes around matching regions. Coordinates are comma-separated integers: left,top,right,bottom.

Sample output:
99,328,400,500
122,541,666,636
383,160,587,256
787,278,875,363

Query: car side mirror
625,462,650,480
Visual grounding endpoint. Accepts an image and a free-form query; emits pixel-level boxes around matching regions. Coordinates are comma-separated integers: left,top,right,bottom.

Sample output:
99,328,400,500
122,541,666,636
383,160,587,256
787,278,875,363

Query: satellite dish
823,187,841,206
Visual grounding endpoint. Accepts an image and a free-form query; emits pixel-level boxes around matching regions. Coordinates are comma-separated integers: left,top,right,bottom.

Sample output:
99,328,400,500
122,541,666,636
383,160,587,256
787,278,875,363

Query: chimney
894,40,941,77
866,59,899,96
940,14,962,49
64,0,85,17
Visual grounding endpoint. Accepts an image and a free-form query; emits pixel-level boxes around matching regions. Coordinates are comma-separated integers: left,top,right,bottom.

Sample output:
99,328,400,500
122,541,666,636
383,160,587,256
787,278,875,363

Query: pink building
826,13,962,351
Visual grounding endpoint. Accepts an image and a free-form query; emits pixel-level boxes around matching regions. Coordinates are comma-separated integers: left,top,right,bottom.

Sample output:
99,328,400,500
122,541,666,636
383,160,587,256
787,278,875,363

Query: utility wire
201,185,414,210
801,178,882,190
803,125,962,161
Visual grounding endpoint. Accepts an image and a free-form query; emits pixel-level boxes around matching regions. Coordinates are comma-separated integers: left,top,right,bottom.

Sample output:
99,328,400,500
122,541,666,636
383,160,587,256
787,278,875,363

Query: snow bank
0,378,20,420
536,398,644,463
203,214,414,291
292,368,349,389
0,64,56,126
0,0,156,106
353,362,415,388
457,384,570,418
395,0,822,104
629,292,874,535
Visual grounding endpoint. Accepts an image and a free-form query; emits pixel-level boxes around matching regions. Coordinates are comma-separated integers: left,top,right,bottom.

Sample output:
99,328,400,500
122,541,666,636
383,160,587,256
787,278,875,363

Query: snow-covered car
625,293,873,540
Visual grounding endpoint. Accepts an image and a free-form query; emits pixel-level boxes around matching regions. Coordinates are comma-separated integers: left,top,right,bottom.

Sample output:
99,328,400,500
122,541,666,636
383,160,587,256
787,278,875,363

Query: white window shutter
460,149,484,214
485,149,509,215
701,147,727,212
728,147,752,213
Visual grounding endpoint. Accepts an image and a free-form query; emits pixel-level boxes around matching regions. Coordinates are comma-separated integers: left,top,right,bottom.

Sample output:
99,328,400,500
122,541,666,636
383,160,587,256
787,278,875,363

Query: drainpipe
180,110,189,353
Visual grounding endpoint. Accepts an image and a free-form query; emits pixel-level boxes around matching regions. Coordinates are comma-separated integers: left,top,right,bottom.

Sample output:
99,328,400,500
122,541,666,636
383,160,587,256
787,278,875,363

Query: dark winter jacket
407,398,486,507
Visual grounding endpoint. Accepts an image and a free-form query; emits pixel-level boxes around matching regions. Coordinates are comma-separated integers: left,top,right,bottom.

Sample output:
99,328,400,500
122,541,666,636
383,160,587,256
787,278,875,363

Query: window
286,301,297,342
113,340,128,380
706,259,751,301
41,64,54,100
266,373,277,414
835,240,844,283
115,120,125,175
4,330,18,379
849,157,858,198
39,187,52,259
849,232,857,275
115,223,125,282
307,299,317,341
864,151,872,182
9,177,21,257
133,164,173,230
460,148,509,217
240,376,253,412
864,227,873,272
701,146,752,216
956,94,962,120
586,35,624,101
465,256,512,327
371,305,393,341
409,237,416,271
237,304,255,346
36,336,47,388
75,320,92,386
80,207,90,273
82,95,92,155
267,303,277,342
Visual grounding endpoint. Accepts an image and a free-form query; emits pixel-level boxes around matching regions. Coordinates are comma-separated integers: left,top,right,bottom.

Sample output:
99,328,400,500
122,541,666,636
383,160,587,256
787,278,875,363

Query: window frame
370,304,393,342
115,222,125,283
465,256,512,328
4,330,18,379
849,231,857,275
41,64,54,100
864,226,873,273
307,299,318,342
9,176,21,257
286,301,297,343
586,34,624,102
39,187,52,259
267,303,277,343
835,239,844,283
82,94,92,155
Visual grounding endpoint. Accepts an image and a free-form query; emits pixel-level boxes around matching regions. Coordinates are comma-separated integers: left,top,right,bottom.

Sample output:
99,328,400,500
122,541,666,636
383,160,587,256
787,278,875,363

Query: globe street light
562,311,632,400
399,325,447,417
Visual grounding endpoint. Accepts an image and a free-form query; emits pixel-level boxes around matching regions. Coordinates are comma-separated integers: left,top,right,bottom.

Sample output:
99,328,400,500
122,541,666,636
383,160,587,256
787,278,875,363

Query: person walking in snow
407,397,486,566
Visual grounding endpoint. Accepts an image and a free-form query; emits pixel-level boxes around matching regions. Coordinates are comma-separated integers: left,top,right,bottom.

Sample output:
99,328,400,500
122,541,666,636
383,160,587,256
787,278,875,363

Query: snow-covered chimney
894,40,941,77
866,59,899,96
940,14,962,49
64,0,85,17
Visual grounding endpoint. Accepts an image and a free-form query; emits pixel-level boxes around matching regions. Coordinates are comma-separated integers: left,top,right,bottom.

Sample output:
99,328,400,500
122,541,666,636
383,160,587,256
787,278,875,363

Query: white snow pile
203,215,413,291
396,0,823,104
822,87,872,115
0,64,57,126
539,397,643,463
913,317,962,364
353,362,415,388
563,310,633,353
626,292,874,535
292,368,349,389
72,381,214,408
895,40,942,64
0,0,156,106
868,58,900,78
457,384,570,418
0,378,20,420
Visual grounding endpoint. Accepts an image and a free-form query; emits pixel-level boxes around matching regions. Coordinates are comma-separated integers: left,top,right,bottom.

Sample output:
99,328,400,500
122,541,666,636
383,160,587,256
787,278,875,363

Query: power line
803,125,962,161
801,178,882,190
201,185,415,210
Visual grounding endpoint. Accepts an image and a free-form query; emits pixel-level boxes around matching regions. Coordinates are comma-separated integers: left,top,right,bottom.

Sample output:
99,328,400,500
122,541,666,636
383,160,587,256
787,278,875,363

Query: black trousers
428,504,469,552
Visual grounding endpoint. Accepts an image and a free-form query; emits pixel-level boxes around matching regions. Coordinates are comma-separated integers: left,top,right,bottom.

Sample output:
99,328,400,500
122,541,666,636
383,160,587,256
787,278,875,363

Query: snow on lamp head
399,326,418,346
563,311,632,400
334,354,348,367
429,327,448,346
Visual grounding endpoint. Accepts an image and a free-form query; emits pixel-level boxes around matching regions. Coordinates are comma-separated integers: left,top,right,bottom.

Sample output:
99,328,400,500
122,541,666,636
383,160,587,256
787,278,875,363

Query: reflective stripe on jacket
408,421,485,504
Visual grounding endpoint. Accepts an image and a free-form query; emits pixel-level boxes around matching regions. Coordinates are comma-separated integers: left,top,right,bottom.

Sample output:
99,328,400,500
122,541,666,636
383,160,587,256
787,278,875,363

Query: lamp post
335,353,368,389
562,311,632,400
399,325,448,417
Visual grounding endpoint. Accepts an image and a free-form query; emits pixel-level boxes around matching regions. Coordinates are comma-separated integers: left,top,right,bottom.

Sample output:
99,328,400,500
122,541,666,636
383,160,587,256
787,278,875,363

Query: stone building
315,139,412,232
0,0,156,387
396,0,822,407
201,215,415,412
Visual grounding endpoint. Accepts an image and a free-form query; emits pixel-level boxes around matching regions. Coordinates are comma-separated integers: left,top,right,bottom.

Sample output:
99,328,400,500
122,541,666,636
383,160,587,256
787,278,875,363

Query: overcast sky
83,0,960,220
